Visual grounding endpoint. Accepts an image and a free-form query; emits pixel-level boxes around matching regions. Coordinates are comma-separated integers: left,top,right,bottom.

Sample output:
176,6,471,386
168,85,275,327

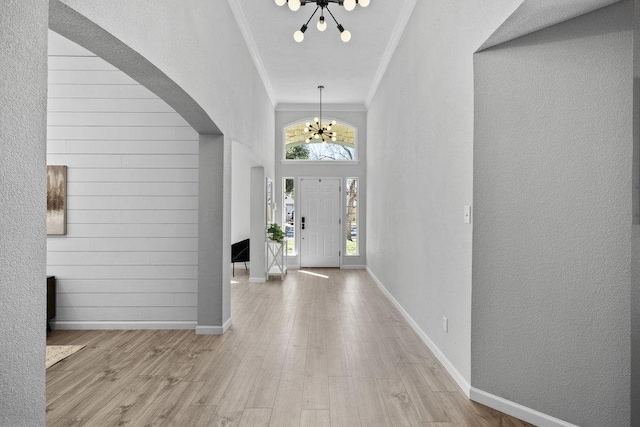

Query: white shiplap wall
47,31,199,328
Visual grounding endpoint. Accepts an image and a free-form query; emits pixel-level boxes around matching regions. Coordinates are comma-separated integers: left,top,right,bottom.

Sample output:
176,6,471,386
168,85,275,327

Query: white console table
267,239,287,280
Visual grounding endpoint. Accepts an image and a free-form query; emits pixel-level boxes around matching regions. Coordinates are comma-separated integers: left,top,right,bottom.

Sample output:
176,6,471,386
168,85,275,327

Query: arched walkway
49,0,231,334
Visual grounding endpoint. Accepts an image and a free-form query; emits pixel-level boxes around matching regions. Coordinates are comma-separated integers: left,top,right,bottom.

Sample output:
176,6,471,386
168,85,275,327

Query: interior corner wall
250,166,267,281
231,142,259,245
0,1,48,426
198,134,231,332
472,4,632,426
632,0,640,424
47,32,199,328
365,0,517,384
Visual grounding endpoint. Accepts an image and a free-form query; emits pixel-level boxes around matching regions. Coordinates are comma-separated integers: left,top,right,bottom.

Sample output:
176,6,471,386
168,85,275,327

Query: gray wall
198,134,231,333
632,1,640,425
473,3,632,426
250,166,267,281
366,0,517,383
633,229,639,426
0,1,48,426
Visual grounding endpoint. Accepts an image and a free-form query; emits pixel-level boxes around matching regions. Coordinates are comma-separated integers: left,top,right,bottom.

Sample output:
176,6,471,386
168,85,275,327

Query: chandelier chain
305,85,337,144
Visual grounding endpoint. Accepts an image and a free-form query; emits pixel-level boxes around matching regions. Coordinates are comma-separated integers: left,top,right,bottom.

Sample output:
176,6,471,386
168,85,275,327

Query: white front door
300,178,341,268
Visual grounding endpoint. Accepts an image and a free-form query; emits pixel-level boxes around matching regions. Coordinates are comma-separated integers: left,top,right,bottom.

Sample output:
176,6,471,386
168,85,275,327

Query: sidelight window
283,177,295,255
345,177,358,256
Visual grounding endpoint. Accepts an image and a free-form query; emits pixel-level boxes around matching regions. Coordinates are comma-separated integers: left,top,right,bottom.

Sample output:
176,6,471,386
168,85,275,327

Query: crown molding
276,103,367,112
227,0,278,108
364,0,418,108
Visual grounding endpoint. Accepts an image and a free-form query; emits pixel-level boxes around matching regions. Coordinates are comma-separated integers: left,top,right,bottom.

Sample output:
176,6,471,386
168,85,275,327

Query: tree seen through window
284,121,356,161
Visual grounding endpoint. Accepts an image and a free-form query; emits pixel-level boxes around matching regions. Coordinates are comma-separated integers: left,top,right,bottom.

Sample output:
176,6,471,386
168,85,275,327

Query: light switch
464,205,472,224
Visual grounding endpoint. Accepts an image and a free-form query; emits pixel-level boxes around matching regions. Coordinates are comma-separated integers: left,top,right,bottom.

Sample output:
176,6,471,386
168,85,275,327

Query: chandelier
305,86,337,144
275,0,370,43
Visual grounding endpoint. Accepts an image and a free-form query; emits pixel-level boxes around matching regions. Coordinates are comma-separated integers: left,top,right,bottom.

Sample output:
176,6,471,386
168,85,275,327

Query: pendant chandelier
305,86,337,144
275,0,370,43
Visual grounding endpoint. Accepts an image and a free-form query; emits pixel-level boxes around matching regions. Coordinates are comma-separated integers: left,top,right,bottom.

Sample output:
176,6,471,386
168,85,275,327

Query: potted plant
267,223,285,243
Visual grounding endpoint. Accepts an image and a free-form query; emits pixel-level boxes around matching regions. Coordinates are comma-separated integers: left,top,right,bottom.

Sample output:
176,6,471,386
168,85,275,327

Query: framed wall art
266,177,273,224
47,165,67,235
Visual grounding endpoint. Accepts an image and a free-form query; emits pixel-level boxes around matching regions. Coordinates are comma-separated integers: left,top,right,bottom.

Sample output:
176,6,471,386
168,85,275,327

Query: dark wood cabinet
47,276,56,332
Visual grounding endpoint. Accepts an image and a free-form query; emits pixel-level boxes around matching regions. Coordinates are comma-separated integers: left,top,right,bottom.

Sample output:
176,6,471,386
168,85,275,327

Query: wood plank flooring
46,268,532,426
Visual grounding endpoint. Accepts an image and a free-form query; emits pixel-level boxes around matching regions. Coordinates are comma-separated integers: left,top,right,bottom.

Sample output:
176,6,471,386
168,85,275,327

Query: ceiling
228,0,416,108
227,0,618,109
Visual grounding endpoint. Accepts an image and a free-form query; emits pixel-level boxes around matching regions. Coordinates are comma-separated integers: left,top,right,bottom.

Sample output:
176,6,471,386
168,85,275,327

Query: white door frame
298,176,343,268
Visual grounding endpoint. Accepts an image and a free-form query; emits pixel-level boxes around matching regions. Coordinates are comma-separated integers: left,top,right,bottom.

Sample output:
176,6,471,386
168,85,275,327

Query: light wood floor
46,268,531,426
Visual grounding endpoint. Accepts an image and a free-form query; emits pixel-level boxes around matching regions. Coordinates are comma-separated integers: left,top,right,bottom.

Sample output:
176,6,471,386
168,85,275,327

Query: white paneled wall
47,31,199,328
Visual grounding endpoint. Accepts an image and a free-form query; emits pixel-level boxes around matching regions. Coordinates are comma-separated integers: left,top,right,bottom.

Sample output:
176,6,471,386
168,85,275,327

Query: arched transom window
284,120,357,161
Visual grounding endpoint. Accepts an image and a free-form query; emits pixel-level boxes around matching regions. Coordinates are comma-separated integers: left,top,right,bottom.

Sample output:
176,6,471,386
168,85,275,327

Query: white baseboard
52,320,196,330
470,388,578,427
249,276,266,283
196,317,232,335
365,266,471,397
366,266,577,427
341,264,366,270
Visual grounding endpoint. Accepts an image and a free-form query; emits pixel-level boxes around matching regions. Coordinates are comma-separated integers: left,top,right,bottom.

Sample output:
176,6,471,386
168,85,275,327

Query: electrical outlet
442,316,448,333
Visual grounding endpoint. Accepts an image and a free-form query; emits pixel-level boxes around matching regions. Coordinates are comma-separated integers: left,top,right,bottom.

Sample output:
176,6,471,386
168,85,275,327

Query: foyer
1,1,637,426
